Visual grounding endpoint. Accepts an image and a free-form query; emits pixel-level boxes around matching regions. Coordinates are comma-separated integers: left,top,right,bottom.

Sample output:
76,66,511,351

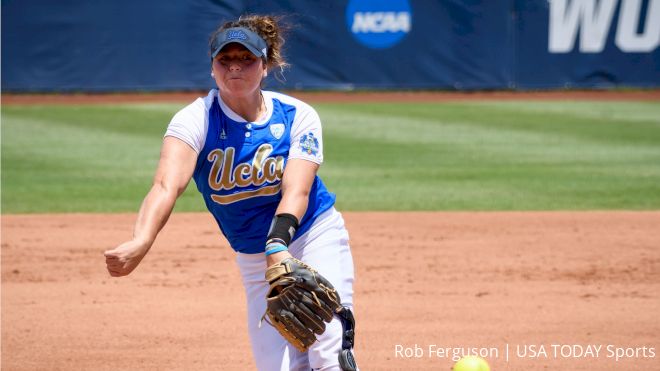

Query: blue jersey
166,89,335,253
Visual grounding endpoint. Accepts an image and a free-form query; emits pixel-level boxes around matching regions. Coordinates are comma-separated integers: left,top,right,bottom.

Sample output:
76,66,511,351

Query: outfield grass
2,100,659,213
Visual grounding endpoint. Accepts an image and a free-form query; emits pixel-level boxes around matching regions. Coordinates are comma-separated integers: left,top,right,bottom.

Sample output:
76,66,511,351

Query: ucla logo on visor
346,0,412,49
226,30,248,41
211,27,268,61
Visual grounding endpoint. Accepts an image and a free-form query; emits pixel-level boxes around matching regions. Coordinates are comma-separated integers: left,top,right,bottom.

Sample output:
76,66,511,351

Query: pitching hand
104,240,150,277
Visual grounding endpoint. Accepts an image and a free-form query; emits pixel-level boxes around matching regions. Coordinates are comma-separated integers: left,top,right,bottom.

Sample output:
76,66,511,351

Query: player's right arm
104,136,197,277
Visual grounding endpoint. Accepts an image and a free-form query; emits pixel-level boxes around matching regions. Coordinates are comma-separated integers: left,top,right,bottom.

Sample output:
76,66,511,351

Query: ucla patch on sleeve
299,132,320,156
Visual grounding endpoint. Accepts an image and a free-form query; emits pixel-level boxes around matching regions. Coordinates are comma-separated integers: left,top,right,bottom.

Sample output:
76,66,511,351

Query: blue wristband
264,243,288,256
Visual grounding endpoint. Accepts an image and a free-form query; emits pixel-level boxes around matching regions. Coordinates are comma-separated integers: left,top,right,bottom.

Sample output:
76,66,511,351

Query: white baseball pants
236,207,356,371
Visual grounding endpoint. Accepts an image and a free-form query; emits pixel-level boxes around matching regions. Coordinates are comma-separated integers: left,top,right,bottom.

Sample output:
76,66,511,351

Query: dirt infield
2,89,660,105
2,212,659,370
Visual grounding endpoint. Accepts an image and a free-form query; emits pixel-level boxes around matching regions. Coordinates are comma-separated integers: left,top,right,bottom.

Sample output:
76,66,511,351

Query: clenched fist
104,240,150,277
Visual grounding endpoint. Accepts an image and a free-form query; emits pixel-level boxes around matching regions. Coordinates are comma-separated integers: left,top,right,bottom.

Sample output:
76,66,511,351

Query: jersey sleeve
164,98,207,154
288,104,324,165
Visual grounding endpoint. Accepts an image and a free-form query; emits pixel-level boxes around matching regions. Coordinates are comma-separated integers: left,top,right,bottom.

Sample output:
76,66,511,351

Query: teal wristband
264,243,288,256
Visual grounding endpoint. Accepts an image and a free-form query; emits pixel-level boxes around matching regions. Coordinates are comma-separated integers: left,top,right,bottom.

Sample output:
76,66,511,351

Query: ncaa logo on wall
346,0,412,49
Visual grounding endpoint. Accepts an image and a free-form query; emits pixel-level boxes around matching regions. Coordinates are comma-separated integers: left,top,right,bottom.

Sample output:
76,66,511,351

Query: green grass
2,100,660,213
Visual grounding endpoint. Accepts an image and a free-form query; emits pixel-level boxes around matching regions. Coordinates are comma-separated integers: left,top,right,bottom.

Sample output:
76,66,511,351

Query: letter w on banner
548,0,660,53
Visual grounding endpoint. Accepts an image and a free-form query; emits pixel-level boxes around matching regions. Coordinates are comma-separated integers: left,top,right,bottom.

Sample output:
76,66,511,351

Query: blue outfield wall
2,0,658,92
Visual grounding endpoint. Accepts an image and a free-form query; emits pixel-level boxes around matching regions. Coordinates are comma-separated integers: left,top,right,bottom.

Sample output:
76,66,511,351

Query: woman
104,14,357,371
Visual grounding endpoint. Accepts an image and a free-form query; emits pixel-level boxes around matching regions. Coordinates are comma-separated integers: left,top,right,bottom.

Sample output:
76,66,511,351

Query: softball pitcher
104,14,358,371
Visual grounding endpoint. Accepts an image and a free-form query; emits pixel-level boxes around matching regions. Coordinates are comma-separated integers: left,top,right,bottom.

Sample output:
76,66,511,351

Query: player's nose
228,61,241,71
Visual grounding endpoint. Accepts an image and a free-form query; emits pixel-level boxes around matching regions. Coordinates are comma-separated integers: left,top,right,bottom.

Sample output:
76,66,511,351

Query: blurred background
3,0,659,92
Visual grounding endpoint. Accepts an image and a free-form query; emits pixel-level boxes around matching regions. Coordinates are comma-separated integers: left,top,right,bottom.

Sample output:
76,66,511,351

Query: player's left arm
265,100,324,266
276,158,318,221
266,158,318,266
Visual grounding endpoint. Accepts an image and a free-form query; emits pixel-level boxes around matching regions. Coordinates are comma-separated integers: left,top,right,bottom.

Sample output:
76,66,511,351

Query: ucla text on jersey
191,90,336,253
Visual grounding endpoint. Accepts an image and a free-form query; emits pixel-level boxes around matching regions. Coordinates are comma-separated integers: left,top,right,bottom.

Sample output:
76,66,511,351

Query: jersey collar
216,89,273,125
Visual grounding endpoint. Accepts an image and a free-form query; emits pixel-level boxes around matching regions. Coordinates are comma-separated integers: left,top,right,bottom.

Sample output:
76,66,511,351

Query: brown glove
263,257,342,352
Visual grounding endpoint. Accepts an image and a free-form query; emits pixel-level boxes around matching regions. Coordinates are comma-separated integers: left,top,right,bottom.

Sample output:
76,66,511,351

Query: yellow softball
453,355,491,371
